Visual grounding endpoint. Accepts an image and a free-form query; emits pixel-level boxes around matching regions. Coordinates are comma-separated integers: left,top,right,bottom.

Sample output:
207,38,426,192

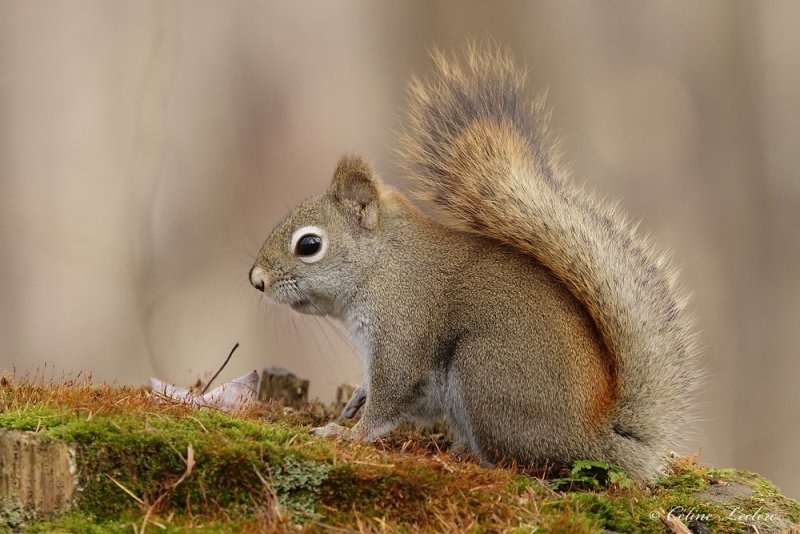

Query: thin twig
186,415,208,433
106,474,145,505
171,443,195,488
200,342,240,395
661,513,693,534
141,492,168,533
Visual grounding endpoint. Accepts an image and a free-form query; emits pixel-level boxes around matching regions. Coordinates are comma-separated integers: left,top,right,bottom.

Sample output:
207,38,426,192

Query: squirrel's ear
330,155,380,230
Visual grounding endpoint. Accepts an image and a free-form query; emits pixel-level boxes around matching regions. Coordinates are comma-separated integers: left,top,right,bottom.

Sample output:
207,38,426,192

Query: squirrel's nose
249,265,268,292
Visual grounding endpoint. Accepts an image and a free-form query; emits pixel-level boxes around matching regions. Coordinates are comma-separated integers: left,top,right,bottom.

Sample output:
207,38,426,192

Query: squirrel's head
249,155,385,317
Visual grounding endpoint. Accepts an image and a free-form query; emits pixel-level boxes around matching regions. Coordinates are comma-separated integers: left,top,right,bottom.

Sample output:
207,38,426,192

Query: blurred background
1,1,798,497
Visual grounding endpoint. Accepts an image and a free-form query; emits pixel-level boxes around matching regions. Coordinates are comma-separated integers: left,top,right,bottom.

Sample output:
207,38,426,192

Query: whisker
255,291,266,327
271,298,282,366
323,316,358,353
288,310,303,344
227,270,251,296
311,315,344,368
304,315,332,369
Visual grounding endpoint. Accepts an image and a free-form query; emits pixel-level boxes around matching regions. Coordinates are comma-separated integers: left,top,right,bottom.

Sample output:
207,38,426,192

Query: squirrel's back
397,45,702,478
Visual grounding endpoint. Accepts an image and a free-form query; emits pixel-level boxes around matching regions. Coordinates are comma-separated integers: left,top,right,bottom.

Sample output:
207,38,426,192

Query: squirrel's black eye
295,234,322,257
290,225,327,264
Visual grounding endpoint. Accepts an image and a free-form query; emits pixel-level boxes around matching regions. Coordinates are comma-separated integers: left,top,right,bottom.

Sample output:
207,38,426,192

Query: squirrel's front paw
337,384,367,423
309,422,352,440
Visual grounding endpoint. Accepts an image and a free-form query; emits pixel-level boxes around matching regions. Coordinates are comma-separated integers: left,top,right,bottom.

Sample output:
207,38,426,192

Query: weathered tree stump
0,429,75,520
258,367,309,408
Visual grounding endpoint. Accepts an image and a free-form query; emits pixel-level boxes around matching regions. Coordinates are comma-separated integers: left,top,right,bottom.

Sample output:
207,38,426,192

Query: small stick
200,343,240,395
661,513,692,534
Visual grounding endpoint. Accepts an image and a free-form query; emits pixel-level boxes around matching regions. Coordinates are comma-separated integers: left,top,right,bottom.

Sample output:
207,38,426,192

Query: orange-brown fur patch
451,120,620,428
586,324,619,429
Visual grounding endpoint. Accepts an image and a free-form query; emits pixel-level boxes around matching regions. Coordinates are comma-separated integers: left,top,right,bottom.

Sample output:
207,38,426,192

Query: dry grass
2,374,798,533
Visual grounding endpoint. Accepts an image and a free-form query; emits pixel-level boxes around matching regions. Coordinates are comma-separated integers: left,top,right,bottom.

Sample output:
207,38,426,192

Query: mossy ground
1,377,798,533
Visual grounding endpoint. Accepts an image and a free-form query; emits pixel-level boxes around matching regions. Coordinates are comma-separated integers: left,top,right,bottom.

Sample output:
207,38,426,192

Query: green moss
0,405,64,431
713,469,800,530
320,463,438,525
37,411,330,520
22,512,270,534
2,387,798,532
657,460,707,493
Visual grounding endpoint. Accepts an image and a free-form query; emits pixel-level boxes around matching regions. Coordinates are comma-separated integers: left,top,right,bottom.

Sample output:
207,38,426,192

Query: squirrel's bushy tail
398,45,702,478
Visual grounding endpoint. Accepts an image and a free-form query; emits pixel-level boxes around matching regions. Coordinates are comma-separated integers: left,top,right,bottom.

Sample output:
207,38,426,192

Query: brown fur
250,46,702,480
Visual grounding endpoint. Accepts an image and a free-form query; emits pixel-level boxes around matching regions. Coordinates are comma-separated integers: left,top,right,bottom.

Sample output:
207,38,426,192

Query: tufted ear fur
330,155,380,230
